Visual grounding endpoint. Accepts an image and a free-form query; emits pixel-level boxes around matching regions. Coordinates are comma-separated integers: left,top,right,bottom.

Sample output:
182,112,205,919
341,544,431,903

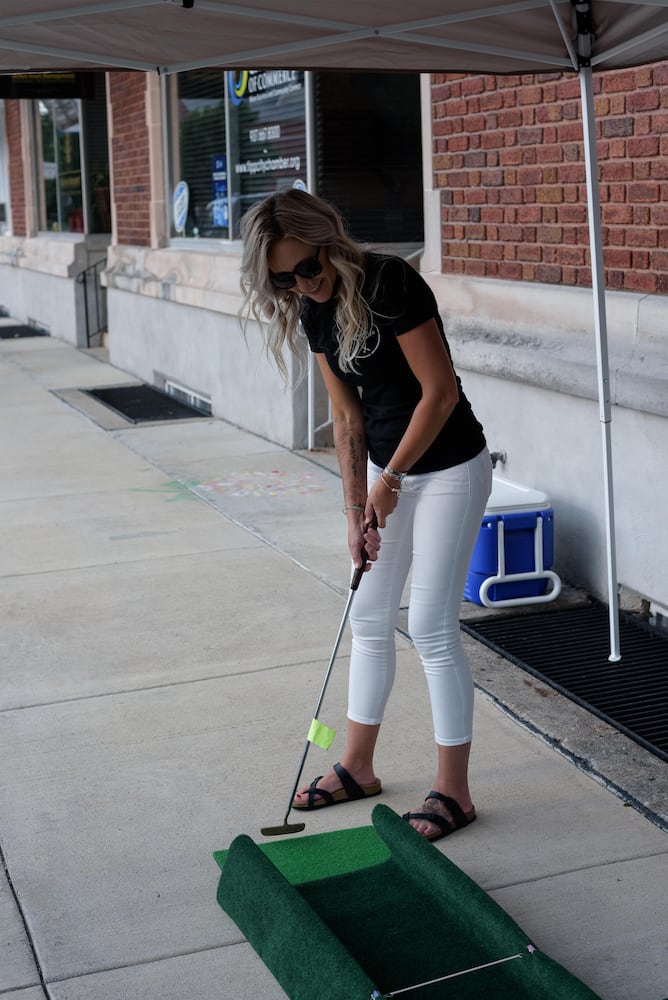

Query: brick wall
5,101,25,236
109,72,152,246
432,61,668,294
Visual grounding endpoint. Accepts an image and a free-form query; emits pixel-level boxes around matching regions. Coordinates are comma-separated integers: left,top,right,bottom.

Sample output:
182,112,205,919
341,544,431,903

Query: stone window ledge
426,273,668,419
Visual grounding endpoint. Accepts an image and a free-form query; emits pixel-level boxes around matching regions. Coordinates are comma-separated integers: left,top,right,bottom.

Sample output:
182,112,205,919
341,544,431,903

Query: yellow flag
307,718,336,750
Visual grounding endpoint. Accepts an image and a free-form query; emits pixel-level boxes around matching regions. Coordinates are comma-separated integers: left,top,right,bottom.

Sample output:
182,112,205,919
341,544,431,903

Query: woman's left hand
367,475,400,529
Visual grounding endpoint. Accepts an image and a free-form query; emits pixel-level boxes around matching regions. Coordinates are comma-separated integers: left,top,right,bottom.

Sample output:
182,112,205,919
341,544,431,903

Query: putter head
260,821,306,837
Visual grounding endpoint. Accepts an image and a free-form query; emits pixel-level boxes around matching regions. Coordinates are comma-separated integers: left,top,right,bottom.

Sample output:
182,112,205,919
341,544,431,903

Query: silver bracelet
380,472,402,495
384,464,407,482
342,504,365,514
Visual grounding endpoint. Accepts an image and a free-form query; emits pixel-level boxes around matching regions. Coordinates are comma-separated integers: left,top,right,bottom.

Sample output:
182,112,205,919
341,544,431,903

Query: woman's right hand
367,474,400,529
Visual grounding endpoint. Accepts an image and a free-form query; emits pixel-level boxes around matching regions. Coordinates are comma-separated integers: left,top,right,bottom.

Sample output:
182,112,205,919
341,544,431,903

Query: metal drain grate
85,384,205,423
462,605,668,763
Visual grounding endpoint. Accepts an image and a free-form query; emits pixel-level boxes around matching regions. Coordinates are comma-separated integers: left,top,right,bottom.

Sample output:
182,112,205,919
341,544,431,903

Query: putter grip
350,514,378,591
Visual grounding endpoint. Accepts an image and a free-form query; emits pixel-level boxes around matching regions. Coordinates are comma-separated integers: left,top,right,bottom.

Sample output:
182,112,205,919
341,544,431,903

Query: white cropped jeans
348,448,492,746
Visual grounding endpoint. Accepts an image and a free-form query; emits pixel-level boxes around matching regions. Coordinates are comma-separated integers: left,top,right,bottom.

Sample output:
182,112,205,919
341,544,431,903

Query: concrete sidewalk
1,336,666,1000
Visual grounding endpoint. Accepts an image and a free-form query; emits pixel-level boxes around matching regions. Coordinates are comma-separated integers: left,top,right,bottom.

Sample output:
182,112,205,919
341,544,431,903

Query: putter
261,525,375,837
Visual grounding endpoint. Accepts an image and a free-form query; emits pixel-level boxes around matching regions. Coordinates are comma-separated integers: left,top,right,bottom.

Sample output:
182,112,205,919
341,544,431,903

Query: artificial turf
216,804,600,1000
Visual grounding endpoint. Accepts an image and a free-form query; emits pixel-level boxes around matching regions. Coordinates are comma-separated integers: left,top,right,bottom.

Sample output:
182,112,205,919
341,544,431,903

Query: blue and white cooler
464,476,562,608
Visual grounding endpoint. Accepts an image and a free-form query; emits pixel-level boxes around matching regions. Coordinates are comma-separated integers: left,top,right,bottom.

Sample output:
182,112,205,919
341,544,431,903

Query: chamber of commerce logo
228,69,301,106
228,71,249,106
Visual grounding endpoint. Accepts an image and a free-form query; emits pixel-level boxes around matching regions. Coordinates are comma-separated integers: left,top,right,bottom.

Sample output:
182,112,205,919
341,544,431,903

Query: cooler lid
485,475,551,514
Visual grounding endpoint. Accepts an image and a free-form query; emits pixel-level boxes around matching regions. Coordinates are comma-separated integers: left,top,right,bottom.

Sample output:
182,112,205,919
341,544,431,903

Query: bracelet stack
343,466,408,510
380,464,406,495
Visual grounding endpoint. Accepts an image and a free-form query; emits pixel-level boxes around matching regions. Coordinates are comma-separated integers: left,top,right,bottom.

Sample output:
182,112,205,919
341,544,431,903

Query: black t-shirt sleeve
372,256,438,337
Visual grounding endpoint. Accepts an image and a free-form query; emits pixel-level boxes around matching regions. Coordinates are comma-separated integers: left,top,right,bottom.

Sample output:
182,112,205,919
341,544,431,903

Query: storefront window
35,73,109,234
314,73,423,244
226,70,306,238
167,69,422,245
171,70,227,238
39,98,82,231
168,69,306,240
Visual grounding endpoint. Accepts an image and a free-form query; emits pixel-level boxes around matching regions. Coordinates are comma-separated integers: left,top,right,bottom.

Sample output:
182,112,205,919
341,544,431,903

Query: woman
240,189,491,842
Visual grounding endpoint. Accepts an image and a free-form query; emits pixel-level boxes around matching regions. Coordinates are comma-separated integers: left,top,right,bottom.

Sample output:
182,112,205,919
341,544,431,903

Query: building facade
0,64,666,620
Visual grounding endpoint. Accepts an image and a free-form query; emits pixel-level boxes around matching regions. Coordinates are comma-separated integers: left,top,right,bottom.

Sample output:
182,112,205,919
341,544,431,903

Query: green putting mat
216,804,600,1000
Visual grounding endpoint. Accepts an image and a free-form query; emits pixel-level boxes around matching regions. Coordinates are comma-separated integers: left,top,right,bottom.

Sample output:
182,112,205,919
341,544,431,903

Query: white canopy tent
1,0,667,660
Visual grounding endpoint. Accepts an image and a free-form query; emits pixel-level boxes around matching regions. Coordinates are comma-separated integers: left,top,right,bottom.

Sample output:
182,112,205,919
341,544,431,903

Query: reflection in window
170,70,227,239
35,74,109,234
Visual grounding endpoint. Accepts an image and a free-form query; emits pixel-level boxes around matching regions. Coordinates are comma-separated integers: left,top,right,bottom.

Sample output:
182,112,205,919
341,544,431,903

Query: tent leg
579,65,621,663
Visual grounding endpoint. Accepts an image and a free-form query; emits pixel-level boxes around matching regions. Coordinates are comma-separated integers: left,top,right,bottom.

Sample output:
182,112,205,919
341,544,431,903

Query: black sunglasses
269,246,322,290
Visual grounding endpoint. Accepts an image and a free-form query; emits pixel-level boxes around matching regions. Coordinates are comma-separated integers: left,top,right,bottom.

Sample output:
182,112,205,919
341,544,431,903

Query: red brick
627,135,660,158
448,135,470,152
558,122,584,142
602,204,633,225
462,114,486,132
627,181,660,202
518,127,542,145
461,77,485,96
536,186,563,204
650,250,668,271
536,225,564,244
535,144,564,164
497,109,522,128
556,247,586,266
497,224,523,241
498,261,523,280
481,206,504,223
517,166,542,186
481,132,506,150
601,117,634,138
535,265,562,283
480,243,504,261
518,245,542,262
480,92,504,111
651,204,668,225
624,271,657,292
518,85,542,105
603,248,632,268
627,228,658,248
559,204,588,224
556,77,581,101
600,161,633,182
498,148,523,166
463,187,486,204
536,105,563,124
651,159,668,180
517,205,541,224
602,70,636,93
628,90,661,113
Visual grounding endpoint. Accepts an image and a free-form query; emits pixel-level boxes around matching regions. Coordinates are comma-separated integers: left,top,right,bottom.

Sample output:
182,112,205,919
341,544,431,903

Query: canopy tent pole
579,61,621,663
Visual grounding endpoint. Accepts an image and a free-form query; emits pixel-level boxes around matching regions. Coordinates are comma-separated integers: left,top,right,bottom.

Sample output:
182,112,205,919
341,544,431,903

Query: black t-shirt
301,253,486,474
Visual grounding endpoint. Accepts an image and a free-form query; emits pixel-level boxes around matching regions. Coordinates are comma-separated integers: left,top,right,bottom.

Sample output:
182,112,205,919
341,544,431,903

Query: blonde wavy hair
239,189,374,383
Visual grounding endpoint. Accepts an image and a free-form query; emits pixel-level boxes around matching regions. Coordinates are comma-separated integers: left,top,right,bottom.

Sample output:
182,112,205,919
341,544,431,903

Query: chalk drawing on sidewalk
194,469,327,498
129,481,201,502
129,471,327,502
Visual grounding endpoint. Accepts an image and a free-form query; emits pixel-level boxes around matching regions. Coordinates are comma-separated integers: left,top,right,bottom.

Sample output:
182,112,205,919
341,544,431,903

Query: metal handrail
76,257,107,347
